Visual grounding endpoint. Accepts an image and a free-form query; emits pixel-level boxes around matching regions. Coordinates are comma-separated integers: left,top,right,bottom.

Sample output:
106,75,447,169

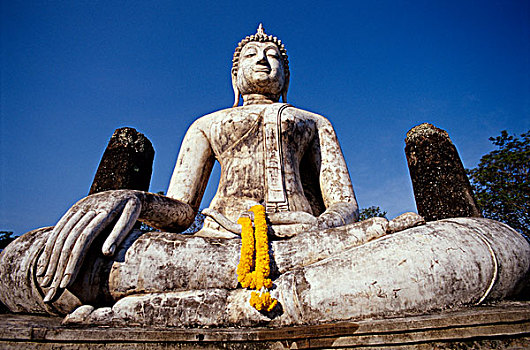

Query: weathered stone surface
0,217,390,315
172,102,358,239
108,216,390,300
405,123,482,221
0,227,83,315
271,218,529,327
1,301,529,349
89,127,154,195
7,217,524,327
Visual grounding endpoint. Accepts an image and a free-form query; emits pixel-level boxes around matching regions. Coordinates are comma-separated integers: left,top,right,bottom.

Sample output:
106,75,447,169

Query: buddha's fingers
387,212,426,234
202,208,242,234
60,212,111,289
43,211,96,303
37,209,77,276
102,197,141,256
268,211,317,225
41,210,85,287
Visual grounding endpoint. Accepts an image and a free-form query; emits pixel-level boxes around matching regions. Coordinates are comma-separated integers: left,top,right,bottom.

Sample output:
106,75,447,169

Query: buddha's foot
62,305,108,325
62,289,273,327
387,212,425,234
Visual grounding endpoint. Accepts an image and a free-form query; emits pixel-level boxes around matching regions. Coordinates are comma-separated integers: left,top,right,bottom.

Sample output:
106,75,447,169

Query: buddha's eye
266,50,279,58
243,49,257,58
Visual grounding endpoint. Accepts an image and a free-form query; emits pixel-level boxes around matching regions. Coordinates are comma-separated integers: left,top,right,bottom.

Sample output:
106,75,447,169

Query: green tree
467,130,529,236
182,212,206,234
359,206,387,221
0,231,15,250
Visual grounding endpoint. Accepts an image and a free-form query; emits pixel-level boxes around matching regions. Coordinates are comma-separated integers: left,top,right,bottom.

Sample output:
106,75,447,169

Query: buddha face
235,41,286,98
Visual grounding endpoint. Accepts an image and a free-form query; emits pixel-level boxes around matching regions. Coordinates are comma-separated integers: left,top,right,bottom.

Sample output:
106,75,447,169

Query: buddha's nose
256,51,268,64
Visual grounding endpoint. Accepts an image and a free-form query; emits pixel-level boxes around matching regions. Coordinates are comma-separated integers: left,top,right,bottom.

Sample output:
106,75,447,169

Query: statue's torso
200,104,320,225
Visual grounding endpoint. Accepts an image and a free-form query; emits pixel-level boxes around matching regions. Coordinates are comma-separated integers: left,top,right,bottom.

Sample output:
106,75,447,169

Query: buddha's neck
242,93,279,106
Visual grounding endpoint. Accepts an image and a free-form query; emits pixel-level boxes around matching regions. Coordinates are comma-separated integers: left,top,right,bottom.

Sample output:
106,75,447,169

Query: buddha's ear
232,71,240,107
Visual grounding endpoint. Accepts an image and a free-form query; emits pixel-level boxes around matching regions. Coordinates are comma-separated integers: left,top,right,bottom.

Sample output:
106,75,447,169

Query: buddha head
232,24,290,106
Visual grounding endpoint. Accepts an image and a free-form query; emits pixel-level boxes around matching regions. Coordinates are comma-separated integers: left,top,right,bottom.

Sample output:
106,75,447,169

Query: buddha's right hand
36,190,143,303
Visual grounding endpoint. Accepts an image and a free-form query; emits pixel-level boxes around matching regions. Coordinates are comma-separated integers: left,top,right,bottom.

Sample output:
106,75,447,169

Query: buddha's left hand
266,211,317,237
267,204,358,237
267,211,318,225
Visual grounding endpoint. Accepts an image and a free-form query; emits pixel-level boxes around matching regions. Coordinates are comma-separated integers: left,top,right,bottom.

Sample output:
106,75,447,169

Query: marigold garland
250,290,278,312
236,204,277,312
236,216,255,288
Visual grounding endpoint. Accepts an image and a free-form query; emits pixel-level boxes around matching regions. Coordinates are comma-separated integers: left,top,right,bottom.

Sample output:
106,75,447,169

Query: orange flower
236,216,254,288
250,291,278,312
236,205,278,312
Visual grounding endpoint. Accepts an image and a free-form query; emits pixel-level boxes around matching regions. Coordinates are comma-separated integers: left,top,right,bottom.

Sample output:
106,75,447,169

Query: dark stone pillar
89,127,154,195
405,123,481,221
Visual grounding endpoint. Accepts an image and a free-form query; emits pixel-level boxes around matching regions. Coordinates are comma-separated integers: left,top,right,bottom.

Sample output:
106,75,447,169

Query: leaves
467,130,529,236
359,206,387,221
0,231,15,250
181,212,205,234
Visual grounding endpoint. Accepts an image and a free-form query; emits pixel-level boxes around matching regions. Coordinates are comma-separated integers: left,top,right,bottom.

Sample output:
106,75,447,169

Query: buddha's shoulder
189,104,334,129
284,105,334,126
190,106,259,125
190,108,231,124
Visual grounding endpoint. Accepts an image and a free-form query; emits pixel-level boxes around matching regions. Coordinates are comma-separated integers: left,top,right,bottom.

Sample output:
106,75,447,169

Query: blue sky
1,1,529,235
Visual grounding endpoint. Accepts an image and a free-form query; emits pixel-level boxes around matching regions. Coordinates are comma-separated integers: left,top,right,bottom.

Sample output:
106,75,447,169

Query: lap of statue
1,214,528,327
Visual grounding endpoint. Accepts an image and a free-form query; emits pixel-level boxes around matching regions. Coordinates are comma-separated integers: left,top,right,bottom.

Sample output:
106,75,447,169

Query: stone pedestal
1,302,529,349
405,123,481,221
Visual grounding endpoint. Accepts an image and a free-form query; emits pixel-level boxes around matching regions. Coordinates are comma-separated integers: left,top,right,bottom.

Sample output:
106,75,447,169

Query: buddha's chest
208,106,316,161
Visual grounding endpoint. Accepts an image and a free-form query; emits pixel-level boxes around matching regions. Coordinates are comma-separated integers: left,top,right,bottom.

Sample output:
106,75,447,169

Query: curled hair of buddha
231,24,290,106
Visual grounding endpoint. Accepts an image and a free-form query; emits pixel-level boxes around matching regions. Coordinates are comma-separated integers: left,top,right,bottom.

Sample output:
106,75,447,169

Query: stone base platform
1,301,529,349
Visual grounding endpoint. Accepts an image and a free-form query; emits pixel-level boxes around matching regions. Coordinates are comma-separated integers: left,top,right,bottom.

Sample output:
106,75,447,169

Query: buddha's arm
141,118,215,229
313,116,359,228
166,119,215,212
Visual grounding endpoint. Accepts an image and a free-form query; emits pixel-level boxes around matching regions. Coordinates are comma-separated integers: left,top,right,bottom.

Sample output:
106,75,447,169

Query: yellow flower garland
236,216,255,288
236,204,278,312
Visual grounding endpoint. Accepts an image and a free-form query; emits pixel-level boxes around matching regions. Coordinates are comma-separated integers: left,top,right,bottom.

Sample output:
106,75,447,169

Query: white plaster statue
1,25,529,327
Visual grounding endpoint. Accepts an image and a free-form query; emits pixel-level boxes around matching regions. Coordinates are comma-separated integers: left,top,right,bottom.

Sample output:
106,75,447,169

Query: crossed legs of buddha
1,216,528,326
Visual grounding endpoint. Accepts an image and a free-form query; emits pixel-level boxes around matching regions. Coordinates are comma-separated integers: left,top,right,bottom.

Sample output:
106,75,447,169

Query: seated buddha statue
0,25,528,327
